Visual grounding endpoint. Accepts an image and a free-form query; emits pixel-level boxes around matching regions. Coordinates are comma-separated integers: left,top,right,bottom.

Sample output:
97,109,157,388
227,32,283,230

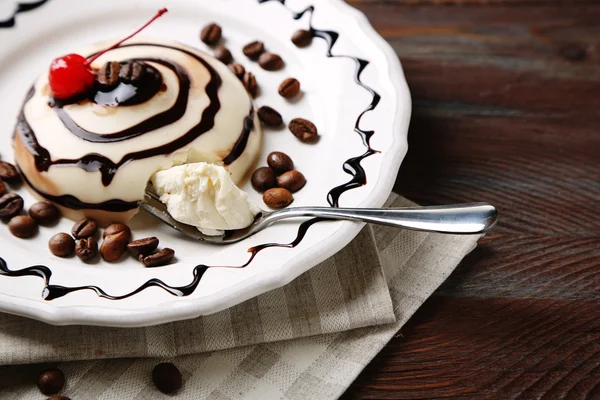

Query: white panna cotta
13,39,262,225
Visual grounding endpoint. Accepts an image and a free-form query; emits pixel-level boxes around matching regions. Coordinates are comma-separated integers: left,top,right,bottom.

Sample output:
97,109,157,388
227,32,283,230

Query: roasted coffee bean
71,218,97,239
243,72,258,97
47,396,71,400
213,46,233,64
100,223,131,262
8,215,37,238
0,161,20,183
251,167,277,192
119,61,145,84
228,62,245,79
139,248,175,267
242,40,265,60
200,23,222,45
267,151,294,174
100,232,129,262
278,77,301,99
152,362,182,394
75,237,98,261
127,237,159,257
263,188,293,209
277,170,306,193
258,52,284,71
49,233,75,257
97,61,121,88
0,193,24,219
0,180,5,196
292,29,313,47
257,106,283,127
29,201,60,225
289,118,319,143
37,368,65,395
103,223,131,239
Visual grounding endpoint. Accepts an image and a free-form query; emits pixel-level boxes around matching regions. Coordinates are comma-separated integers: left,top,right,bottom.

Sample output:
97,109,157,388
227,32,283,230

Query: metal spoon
139,187,497,245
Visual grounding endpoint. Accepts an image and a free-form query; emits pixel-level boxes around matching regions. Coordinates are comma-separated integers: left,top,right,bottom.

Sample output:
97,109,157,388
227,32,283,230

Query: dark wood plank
343,296,600,399
343,0,600,398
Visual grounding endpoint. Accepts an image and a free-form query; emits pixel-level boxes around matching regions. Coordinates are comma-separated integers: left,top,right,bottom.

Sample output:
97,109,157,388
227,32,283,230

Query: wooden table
342,1,600,398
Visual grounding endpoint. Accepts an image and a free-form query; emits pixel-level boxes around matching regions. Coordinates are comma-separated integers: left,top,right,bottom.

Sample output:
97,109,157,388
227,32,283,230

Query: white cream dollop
152,163,260,235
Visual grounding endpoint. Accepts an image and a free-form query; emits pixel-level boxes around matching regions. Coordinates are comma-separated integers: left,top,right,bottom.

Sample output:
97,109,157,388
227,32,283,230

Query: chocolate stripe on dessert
223,107,255,165
53,59,190,143
16,43,223,186
20,172,138,212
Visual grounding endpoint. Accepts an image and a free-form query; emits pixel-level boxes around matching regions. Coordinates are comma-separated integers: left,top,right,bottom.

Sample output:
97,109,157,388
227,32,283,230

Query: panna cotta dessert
13,37,262,225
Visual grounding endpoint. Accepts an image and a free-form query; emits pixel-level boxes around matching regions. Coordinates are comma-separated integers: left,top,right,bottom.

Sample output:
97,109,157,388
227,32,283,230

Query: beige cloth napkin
0,194,481,399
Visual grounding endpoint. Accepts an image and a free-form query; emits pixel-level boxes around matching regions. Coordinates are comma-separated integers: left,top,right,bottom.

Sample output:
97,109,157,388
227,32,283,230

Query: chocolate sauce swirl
52,60,189,143
16,43,223,186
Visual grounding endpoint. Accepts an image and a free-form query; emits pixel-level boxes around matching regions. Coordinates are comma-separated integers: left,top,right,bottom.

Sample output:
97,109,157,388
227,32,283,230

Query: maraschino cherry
48,8,168,99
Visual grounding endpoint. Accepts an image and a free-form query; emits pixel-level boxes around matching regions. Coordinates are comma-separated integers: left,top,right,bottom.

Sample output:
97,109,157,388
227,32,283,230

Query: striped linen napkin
0,194,481,399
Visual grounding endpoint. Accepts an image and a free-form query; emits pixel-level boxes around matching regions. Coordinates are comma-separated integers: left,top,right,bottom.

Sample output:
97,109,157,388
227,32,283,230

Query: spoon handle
264,203,498,234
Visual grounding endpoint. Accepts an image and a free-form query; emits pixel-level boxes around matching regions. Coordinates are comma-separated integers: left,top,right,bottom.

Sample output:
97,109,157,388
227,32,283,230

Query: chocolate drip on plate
0,257,209,301
259,0,382,207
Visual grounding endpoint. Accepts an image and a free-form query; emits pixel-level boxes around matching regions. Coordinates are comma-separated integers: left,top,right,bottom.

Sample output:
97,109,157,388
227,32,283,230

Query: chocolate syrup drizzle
0,0,49,28
1,1,382,302
0,257,209,301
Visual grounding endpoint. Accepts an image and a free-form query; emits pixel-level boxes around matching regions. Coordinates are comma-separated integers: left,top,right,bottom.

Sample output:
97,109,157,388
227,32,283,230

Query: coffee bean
127,237,159,257
8,215,37,238
0,193,24,219
289,118,319,143
75,237,98,261
258,52,284,71
0,161,20,183
200,23,222,45
243,72,258,97
292,29,313,47
71,218,97,239
119,61,145,84
152,362,182,394
263,188,293,209
228,62,245,79
251,167,277,192
0,180,5,196
97,61,121,88
49,233,75,257
277,170,307,193
140,248,175,267
278,77,301,99
47,396,71,400
29,201,60,225
100,223,131,262
37,368,65,395
214,46,233,64
257,106,283,127
242,40,265,60
267,151,294,174
103,223,131,239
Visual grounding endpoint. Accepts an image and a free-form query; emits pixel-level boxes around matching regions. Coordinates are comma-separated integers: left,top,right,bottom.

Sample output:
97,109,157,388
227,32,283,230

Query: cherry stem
85,8,168,67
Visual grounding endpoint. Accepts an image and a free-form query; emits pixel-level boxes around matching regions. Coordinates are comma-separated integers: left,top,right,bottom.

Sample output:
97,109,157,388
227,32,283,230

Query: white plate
0,0,410,327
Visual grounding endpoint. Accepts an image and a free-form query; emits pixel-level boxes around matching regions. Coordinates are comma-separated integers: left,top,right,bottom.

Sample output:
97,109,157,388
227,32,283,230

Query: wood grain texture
342,0,600,398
